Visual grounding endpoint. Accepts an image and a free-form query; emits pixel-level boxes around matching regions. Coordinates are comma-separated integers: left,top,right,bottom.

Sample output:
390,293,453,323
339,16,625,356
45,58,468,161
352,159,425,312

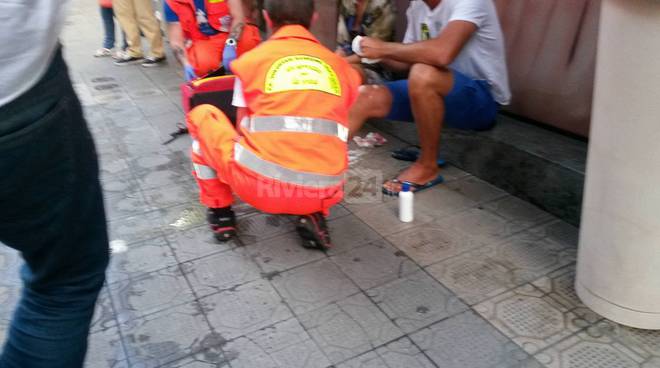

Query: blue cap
401,182,411,192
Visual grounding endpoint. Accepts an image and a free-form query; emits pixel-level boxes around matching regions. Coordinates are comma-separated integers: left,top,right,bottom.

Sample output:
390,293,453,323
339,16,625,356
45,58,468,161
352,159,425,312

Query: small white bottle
399,183,414,223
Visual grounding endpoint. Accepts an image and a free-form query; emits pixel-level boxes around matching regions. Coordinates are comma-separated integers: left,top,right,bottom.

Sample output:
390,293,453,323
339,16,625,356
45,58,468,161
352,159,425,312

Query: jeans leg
0,50,109,368
100,6,116,49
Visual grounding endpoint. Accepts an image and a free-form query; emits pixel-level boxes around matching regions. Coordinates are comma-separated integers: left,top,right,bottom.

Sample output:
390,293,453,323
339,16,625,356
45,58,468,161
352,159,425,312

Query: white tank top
0,1,70,107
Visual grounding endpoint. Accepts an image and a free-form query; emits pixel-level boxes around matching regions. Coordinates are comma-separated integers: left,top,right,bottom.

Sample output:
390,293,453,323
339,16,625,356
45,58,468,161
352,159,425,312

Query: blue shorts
384,69,498,130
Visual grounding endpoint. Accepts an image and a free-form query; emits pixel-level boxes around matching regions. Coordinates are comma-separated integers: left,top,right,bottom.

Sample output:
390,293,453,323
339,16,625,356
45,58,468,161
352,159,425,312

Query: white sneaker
94,48,112,57
112,49,127,60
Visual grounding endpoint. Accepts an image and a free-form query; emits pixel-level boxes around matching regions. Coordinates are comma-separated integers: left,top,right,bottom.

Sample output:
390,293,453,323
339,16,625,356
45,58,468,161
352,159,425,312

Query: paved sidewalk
1,1,660,367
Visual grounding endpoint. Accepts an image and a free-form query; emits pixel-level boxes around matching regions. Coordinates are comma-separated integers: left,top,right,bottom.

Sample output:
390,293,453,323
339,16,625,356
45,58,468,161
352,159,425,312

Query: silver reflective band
193,163,217,180
192,140,202,155
234,144,344,188
241,116,349,142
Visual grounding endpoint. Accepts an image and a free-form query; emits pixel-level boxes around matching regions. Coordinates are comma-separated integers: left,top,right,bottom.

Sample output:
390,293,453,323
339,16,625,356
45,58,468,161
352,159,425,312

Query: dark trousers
100,6,128,50
0,48,110,368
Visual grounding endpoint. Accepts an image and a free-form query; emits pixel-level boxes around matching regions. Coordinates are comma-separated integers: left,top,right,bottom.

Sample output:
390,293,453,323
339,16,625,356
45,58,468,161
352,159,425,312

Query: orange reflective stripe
240,116,349,142
193,163,217,180
234,144,344,188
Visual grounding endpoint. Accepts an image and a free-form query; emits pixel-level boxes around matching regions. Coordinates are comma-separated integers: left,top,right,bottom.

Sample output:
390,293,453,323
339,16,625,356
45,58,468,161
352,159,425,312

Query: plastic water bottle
399,183,414,223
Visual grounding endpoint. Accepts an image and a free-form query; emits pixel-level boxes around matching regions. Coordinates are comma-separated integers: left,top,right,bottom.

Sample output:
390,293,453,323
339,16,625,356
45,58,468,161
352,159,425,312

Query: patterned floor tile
326,215,383,255
90,289,118,333
533,320,659,368
483,196,555,234
443,175,509,204
223,318,331,368
327,204,351,221
101,172,141,196
426,230,576,305
201,279,293,340
245,232,326,274
141,182,199,210
108,210,167,245
438,206,524,248
104,190,153,221
121,302,216,368
236,213,294,245
270,259,360,315
183,248,263,298
474,284,592,354
0,246,21,283
166,226,235,263
159,354,230,368
299,293,403,364
413,185,481,219
337,337,436,368
134,164,193,191
527,220,580,249
366,270,467,334
109,266,196,323
531,266,598,320
106,236,178,282
330,240,420,290
160,203,209,234
350,201,436,238
385,222,481,267
411,311,542,368
85,326,129,368
0,281,20,348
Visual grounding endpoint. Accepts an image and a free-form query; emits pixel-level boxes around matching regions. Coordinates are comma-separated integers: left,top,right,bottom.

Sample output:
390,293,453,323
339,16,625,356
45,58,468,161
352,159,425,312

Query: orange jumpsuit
165,0,260,76
188,25,362,215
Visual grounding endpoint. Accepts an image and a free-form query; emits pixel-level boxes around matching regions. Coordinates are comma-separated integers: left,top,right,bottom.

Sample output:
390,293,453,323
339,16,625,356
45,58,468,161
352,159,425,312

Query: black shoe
296,212,332,251
207,207,237,242
141,56,166,67
114,54,144,66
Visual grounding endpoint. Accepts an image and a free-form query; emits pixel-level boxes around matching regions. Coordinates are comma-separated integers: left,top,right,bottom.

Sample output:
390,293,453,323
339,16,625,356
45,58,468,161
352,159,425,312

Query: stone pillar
576,0,660,329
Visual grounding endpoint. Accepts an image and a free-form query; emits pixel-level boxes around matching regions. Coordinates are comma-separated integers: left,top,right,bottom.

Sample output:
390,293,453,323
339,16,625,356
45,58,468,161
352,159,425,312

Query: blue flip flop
382,175,445,197
391,146,447,167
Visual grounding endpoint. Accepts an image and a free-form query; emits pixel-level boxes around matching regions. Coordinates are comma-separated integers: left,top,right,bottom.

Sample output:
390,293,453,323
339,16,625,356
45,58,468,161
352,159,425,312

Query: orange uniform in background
189,25,362,216
165,0,260,76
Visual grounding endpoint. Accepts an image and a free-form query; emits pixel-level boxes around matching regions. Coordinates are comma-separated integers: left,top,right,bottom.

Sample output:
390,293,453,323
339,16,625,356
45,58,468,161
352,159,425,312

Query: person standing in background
0,2,109,367
164,0,260,80
113,0,167,66
95,0,128,58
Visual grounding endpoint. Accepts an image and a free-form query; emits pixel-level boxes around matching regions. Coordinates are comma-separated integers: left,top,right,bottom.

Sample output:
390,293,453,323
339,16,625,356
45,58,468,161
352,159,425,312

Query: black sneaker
113,54,144,66
207,207,237,242
141,56,166,67
296,212,332,251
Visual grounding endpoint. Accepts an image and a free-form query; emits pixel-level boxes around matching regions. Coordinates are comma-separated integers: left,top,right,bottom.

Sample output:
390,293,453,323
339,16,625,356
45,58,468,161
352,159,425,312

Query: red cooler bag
181,74,237,124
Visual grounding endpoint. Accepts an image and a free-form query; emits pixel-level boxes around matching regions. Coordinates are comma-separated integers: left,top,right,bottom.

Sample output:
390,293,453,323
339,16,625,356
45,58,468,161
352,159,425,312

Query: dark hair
264,0,315,29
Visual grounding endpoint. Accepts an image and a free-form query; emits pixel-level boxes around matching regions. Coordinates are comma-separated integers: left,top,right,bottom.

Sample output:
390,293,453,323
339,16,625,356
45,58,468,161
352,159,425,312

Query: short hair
264,0,315,29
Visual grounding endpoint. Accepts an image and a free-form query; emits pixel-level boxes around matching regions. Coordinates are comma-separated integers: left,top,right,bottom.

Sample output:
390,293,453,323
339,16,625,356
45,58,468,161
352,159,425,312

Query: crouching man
187,0,362,250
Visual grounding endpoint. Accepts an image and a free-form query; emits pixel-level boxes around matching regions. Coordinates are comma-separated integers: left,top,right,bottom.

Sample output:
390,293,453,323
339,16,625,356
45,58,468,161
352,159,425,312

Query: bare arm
228,0,246,40
361,20,478,68
167,22,189,66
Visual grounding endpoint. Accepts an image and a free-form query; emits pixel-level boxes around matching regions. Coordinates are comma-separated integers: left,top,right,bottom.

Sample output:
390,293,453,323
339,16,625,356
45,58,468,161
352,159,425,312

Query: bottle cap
401,182,411,192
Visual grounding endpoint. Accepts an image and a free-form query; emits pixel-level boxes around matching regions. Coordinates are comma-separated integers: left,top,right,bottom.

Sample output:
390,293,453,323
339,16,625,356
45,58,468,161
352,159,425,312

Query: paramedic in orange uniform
187,0,362,249
164,0,261,80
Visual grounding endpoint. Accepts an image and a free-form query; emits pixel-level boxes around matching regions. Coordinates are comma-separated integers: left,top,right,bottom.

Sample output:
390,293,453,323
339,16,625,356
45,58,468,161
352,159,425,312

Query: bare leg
348,85,393,138
383,64,453,192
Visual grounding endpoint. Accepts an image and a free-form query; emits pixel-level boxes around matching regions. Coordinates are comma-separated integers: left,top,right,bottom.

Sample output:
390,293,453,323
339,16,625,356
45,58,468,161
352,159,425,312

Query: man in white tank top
349,0,511,196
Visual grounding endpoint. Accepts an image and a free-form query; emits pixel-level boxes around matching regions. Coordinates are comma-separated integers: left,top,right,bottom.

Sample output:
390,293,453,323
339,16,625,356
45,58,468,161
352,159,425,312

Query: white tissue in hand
351,36,381,64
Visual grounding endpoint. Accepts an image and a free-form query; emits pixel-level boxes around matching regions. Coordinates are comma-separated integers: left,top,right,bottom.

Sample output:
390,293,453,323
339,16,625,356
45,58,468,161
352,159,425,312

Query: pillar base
576,281,660,330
